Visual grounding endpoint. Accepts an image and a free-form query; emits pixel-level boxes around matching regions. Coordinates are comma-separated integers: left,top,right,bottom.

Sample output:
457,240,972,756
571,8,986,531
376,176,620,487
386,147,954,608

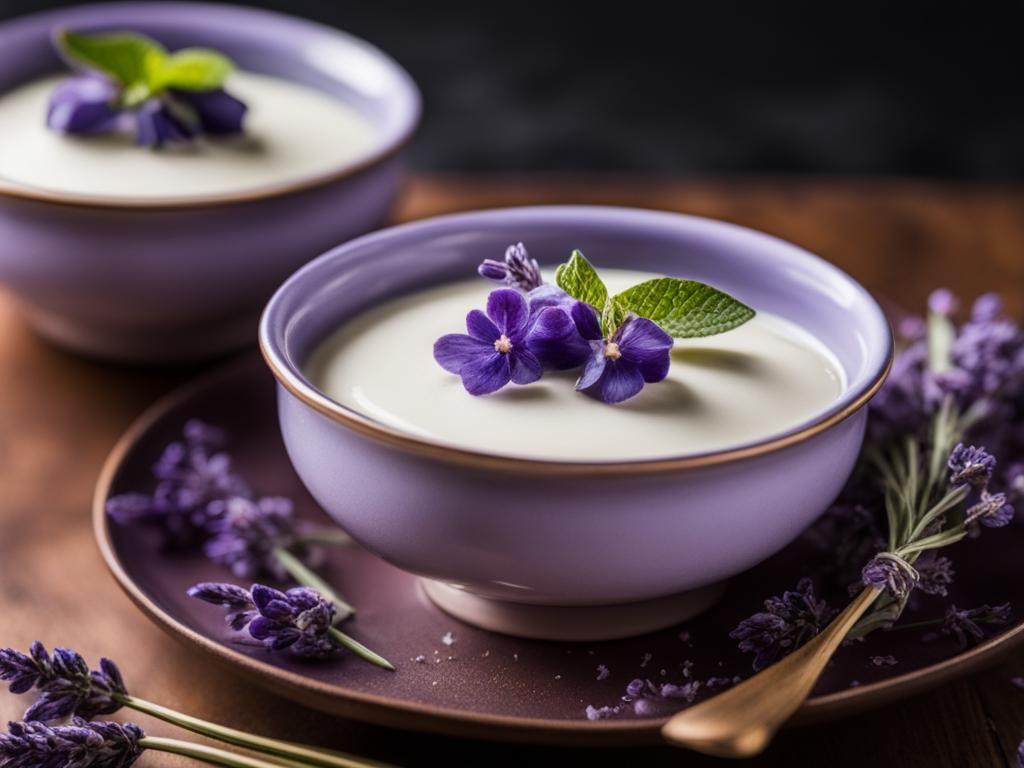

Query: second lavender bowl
0,3,419,362
260,207,893,641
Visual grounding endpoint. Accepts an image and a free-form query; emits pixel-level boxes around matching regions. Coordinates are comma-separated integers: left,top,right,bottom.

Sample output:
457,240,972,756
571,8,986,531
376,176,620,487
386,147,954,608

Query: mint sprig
554,250,755,338
56,30,234,108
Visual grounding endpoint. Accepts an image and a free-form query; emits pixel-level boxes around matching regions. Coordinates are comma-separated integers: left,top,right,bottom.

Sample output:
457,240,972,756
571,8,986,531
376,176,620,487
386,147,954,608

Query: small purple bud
927,288,959,317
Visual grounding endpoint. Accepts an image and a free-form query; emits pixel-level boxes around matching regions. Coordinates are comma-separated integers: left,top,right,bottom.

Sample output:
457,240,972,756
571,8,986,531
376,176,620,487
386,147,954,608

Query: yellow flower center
494,334,512,354
604,341,622,360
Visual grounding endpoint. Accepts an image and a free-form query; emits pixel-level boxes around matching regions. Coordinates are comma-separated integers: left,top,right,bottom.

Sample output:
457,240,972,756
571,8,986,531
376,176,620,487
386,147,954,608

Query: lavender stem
141,736,319,768
272,546,355,619
327,628,395,672
126,697,392,768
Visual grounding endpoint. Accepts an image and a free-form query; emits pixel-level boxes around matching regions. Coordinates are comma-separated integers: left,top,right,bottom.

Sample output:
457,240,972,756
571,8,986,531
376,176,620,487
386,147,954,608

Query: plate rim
92,354,1024,745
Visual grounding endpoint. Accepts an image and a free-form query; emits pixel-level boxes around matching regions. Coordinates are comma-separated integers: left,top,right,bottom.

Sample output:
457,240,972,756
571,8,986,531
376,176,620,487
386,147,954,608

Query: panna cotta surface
0,72,377,199
306,269,846,462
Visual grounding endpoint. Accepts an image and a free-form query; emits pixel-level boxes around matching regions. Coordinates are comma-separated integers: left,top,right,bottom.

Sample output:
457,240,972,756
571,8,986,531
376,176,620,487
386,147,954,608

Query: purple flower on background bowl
0,3,419,362
260,206,893,641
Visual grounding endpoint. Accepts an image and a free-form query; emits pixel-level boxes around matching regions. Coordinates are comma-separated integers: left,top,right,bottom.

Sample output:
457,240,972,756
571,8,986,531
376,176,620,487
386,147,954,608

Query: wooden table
2,177,1023,767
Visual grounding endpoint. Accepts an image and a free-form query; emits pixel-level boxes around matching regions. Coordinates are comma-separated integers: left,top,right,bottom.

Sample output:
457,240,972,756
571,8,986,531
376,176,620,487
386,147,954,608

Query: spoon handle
661,586,881,758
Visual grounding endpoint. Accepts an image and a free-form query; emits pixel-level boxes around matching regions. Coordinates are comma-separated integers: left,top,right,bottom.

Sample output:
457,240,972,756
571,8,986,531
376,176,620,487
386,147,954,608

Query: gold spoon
661,586,882,758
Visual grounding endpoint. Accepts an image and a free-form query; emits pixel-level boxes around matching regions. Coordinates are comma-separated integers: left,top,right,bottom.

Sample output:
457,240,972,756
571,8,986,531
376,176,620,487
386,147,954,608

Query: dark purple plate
94,355,1024,745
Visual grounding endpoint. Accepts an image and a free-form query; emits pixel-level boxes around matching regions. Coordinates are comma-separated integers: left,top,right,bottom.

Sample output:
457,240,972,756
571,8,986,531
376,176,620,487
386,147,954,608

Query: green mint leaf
614,278,755,338
57,30,166,87
554,250,608,311
150,48,234,91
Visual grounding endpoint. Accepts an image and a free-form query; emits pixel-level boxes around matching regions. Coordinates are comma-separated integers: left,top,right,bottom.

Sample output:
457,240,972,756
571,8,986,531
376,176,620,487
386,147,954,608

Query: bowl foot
420,579,725,641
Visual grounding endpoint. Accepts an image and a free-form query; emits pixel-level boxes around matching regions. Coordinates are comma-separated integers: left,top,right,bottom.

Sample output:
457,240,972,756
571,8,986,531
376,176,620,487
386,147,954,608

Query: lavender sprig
0,644,387,768
478,242,543,292
1,719,144,768
188,583,394,671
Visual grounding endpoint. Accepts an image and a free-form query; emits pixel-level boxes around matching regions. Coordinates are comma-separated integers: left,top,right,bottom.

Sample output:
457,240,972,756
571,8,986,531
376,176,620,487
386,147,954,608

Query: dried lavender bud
947,443,996,486
942,603,1012,649
914,553,955,597
106,419,250,548
0,643,126,724
928,289,959,317
860,553,919,600
203,496,314,579
965,491,1014,529
188,582,338,659
730,578,836,671
0,718,144,768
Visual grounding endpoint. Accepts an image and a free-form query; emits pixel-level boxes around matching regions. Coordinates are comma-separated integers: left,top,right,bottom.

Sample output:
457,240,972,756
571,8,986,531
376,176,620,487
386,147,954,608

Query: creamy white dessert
307,270,846,461
0,72,377,199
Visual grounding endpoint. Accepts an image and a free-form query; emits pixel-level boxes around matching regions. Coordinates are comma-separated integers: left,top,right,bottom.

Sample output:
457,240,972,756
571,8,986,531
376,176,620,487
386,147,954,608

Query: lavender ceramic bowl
0,3,419,362
261,207,893,641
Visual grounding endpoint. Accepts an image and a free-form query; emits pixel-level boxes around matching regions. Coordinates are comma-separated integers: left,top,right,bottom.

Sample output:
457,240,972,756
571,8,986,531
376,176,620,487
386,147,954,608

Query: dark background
2,0,1022,179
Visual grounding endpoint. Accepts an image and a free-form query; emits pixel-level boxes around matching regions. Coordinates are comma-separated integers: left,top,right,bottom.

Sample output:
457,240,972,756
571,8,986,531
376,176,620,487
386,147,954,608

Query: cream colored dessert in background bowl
0,72,377,199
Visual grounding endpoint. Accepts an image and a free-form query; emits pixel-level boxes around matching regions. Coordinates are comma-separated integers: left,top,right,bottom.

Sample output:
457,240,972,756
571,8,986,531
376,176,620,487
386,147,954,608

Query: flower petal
136,100,194,146
571,301,603,340
466,309,499,342
525,307,592,370
433,333,493,374
460,351,512,395
486,288,530,335
171,88,247,134
47,75,120,134
617,316,674,382
508,348,543,385
527,284,574,316
598,361,646,403
575,344,608,390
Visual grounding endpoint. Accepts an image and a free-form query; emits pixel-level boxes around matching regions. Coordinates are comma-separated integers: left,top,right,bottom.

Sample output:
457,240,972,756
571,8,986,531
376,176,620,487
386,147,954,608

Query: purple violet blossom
135,99,195,146
571,302,673,404
46,75,121,134
478,242,543,292
105,419,250,548
942,603,1012,649
170,89,247,135
434,288,543,395
203,496,313,580
948,443,997,486
0,643,126,723
188,583,338,659
730,578,836,671
0,719,144,768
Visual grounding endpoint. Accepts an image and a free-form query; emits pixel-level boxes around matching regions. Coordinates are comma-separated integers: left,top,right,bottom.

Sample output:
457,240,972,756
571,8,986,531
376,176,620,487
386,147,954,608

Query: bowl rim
259,205,894,477
0,1,420,211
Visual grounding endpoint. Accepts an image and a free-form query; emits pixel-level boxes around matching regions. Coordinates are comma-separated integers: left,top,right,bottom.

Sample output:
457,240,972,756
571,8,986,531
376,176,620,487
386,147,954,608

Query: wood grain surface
1,176,1022,767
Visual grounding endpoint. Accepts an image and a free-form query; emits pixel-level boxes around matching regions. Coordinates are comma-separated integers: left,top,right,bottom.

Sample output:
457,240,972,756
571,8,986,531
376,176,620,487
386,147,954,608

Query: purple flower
135,99,194,146
0,643,126,724
942,603,1012,648
478,242,543,292
914,553,955,597
965,491,1014,528
46,75,120,134
571,303,673,404
972,293,1003,323
948,443,996,486
0,718,144,768
928,288,959,317
106,419,250,548
434,289,543,395
170,89,246,135
623,678,700,715
188,583,338,659
730,578,836,671
861,553,919,600
203,496,312,580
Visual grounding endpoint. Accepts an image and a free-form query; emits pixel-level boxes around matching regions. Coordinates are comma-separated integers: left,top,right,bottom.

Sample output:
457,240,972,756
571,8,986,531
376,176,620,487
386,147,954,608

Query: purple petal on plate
250,584,288,612
47,75,120,134
598,361,646,404
460,351,511,395
575,345,607,391
486,288,529,335
135,100,194,147
466,309,500,342
508,348,543,385
525,307,591,370
433,334,493,374
617,316,673,382
571,300,603,341
171,88,247,135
